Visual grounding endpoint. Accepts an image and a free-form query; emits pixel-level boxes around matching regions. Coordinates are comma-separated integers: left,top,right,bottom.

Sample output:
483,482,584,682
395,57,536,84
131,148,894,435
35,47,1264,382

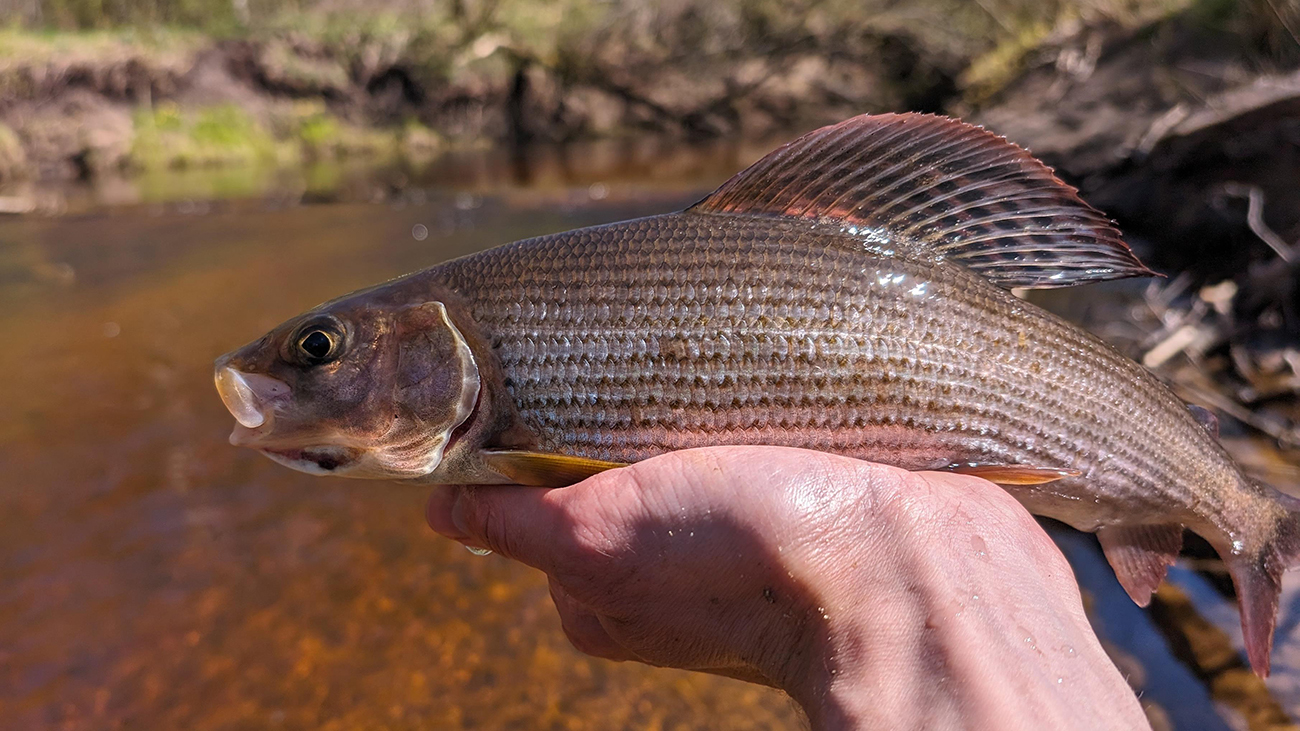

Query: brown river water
0,147,1282,729
0,151,813,728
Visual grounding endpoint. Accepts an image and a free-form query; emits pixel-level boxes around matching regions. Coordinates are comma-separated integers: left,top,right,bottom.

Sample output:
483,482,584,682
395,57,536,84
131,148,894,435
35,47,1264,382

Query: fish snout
214,365,291,431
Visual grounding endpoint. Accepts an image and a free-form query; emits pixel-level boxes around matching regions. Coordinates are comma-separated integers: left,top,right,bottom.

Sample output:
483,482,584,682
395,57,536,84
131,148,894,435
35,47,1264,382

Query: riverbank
3,0,1287,188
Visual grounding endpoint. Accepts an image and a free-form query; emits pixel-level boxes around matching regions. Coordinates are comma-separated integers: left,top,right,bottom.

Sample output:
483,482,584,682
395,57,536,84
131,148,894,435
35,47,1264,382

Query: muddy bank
0,20,959,183
1,3,1292,192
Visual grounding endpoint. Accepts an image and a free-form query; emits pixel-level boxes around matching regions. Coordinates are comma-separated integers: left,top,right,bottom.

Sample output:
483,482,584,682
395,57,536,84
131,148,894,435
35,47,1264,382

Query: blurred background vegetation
0,0,1295,185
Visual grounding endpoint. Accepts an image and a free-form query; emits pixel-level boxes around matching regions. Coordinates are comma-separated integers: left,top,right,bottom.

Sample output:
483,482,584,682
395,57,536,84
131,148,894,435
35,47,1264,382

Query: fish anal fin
1187,404,1220,437
688,113,1155,289
945,463,1081,485
1096,524,1184,607
481,450,627,487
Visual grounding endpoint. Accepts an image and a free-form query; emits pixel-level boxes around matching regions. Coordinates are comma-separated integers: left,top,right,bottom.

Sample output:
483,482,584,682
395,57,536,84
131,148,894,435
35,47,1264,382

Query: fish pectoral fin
943,463,1082,485
1096,524,1184,606
481,450,628,487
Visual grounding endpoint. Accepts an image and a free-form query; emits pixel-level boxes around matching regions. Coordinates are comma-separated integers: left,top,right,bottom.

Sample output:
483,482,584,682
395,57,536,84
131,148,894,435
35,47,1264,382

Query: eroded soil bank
1,0,1292,188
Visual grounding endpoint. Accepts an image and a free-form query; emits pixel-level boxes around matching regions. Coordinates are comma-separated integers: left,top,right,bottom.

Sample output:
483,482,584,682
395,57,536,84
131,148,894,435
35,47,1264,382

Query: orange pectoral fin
481,450,628,487
944,463,1082,485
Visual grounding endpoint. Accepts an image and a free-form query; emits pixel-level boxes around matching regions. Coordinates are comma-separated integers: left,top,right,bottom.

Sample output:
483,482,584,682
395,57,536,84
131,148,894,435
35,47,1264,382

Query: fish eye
300,330,333,359
292,318,345,365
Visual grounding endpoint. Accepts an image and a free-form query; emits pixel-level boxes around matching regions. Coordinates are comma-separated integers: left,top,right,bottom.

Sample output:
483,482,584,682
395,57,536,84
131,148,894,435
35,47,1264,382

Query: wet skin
426,446,1151,730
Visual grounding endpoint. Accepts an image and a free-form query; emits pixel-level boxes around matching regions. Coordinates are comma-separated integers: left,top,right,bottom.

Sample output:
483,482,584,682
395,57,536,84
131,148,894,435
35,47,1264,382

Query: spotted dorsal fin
689,113,1155,289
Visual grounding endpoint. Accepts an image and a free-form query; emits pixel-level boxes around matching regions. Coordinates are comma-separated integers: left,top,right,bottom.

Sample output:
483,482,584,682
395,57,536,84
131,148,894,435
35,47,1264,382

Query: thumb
425,484,571,573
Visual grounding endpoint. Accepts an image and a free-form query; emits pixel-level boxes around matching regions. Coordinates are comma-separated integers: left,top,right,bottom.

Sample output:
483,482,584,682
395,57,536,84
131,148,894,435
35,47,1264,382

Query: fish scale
215,112,1300,675
435,212,1228,531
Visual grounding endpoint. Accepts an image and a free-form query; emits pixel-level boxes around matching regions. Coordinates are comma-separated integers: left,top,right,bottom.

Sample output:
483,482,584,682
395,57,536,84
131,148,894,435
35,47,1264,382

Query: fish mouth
214,365,291,429
259,445,361,475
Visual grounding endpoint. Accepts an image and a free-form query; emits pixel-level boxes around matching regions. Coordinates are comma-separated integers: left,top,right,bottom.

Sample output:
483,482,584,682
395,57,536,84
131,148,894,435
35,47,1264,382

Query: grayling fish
214,113,1300,675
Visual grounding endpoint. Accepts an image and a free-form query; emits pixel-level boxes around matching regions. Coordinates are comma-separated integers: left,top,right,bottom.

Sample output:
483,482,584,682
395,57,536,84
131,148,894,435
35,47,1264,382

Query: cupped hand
426,446,1149,730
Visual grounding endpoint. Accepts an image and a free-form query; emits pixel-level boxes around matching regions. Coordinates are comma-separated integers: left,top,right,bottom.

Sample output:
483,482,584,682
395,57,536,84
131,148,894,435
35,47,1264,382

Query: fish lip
214,364,291,430
229,422,273,447
258,445,358,474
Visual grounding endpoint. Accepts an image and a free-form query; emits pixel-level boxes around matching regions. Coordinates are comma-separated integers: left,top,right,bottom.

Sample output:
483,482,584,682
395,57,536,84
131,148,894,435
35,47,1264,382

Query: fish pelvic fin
688,113,1156,289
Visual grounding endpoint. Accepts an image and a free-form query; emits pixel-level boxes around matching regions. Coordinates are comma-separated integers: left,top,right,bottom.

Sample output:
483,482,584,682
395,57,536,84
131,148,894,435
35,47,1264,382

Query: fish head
214,289,481,480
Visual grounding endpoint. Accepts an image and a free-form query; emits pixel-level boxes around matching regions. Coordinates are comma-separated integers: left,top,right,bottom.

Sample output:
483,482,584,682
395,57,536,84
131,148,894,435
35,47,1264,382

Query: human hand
426,446,1149,730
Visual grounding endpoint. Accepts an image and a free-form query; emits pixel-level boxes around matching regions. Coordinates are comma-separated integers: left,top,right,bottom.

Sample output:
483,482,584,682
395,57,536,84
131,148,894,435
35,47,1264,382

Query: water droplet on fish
465,546,493,556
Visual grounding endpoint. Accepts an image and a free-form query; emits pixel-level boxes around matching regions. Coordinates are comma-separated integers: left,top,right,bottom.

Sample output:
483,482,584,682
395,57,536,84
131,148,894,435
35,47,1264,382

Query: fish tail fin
1225,547,1284,677
1223,480,1300,678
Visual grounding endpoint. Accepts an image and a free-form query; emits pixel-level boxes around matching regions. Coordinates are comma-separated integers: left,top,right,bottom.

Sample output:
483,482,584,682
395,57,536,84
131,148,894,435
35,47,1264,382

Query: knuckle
548,486,642,605
465,492,521,557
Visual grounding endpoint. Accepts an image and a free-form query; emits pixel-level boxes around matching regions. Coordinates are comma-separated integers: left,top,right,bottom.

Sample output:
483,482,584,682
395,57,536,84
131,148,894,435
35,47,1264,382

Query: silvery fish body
215,114,1300,675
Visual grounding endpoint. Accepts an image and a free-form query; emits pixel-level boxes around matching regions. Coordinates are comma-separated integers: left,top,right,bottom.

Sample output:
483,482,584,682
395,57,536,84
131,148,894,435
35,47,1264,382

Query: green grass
0,25,202,62
131,103,286,170
126,100,420,172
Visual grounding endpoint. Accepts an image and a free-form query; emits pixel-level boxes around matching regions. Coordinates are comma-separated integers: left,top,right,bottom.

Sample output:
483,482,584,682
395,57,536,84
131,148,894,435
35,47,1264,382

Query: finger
700,666,776,687
433,484,571,573
549,577,635,662
426,486,469,539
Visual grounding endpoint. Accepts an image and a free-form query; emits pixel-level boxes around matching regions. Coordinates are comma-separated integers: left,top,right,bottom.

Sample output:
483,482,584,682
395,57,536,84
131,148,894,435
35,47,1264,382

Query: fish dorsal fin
1096,524,1184,606
481,449,627,487
689,113,1154,289
1187,404,1220,437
